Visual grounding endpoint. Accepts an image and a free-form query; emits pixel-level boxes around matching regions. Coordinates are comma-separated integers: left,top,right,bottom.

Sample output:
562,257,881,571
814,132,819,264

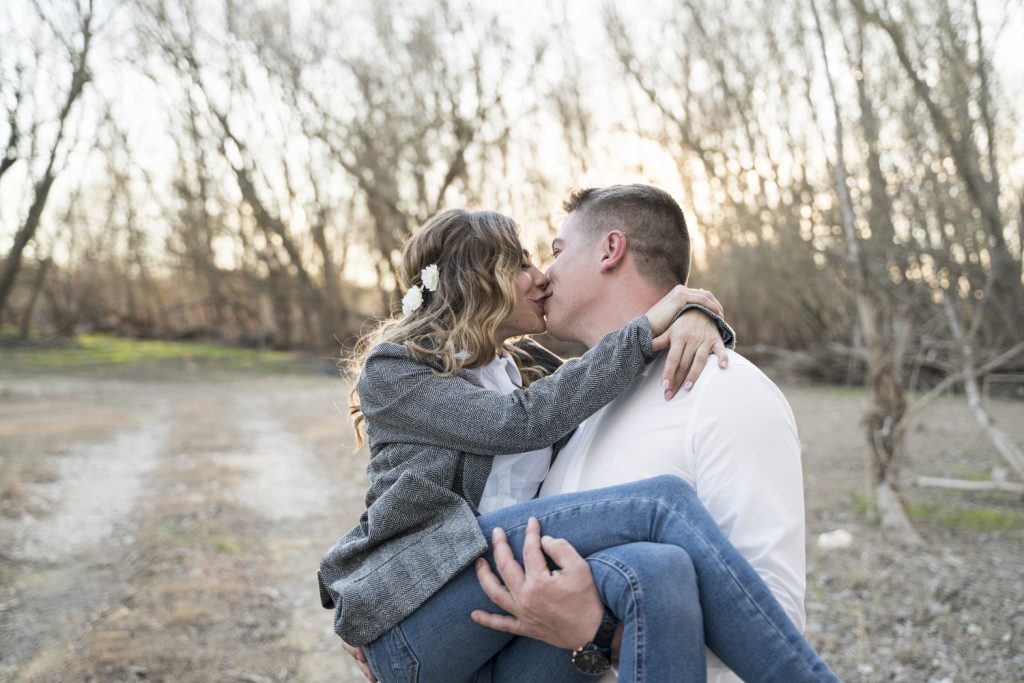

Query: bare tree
604,1,846,352
599,0,1022,538
285,0,547,304
812,0,920,543
852,0,1024,341
0,0,96,318
0,65,26,182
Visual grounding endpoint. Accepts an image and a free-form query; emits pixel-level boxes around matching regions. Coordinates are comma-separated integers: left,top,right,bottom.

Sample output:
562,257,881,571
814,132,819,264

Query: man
469,184,806,682
346,184,807,681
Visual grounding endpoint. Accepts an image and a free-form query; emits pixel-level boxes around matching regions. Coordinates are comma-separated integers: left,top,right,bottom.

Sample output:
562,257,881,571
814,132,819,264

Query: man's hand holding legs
470,517,607,651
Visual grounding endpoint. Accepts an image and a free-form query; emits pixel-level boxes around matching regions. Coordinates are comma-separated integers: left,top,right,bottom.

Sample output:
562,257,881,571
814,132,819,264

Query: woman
320,209,837,682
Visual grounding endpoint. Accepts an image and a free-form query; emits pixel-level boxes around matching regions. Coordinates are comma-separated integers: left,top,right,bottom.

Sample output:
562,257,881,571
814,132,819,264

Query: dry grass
0,475,26,513
0,465,57,519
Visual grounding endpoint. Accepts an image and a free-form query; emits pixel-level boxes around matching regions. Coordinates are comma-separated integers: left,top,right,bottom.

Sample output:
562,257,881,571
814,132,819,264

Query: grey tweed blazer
318,316,659,645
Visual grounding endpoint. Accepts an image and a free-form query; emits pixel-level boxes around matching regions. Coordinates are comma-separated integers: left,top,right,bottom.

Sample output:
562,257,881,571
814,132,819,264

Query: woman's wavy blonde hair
348,209,548,448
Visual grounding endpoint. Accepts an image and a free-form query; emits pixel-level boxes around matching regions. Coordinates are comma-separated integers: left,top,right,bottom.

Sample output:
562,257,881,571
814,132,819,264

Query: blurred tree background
2,0,1023,536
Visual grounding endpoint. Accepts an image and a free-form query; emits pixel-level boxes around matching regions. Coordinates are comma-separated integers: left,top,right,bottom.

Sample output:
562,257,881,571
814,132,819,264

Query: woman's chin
506,317,547,338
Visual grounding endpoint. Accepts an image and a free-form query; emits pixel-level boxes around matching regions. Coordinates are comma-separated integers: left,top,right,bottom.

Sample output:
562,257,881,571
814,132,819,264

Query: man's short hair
562,184,690,287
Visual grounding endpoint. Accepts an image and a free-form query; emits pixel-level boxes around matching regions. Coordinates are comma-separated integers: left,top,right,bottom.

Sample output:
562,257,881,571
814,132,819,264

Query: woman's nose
531,266,550,289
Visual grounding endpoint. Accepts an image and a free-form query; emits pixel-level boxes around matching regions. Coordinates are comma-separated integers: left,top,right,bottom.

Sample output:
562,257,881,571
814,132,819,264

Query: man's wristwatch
571,607,618,675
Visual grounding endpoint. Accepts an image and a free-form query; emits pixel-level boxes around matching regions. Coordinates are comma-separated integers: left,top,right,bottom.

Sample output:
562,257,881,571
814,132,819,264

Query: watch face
572,648,611,675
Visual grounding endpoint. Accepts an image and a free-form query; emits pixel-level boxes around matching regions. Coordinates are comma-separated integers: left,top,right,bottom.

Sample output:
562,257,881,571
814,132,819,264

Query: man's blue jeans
363,475,838,682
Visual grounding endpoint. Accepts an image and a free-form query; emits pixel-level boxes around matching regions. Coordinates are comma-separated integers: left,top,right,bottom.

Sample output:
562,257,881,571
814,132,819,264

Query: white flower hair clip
421,264,439,292
402,286,424,316
402,263,440,316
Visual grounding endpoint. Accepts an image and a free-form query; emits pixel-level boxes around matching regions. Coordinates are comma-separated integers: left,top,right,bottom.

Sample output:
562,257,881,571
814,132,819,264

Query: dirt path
1,373,367,682
1,369,1022,682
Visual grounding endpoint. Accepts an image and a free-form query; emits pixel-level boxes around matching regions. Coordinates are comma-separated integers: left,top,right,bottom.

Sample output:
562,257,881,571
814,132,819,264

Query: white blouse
467,352,553,514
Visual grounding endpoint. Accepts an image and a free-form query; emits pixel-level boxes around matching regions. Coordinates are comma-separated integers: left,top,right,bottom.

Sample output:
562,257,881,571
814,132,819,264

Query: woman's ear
598,230,628,273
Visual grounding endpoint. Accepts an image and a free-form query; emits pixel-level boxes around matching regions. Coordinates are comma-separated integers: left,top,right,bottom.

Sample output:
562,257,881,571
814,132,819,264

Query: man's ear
598,230,628,273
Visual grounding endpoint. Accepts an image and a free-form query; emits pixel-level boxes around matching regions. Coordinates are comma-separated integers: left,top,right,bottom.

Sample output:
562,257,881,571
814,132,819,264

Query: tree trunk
865,342,922,545
874,480,922,545
19,257,51,339
311,219,343,344
0,171,59,316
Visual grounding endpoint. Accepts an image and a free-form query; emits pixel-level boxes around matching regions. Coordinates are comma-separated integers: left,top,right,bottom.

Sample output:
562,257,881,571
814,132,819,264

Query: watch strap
591,606,618,652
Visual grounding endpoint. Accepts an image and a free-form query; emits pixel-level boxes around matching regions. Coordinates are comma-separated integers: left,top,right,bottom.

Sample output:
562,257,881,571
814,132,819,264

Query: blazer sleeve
358,316,655,455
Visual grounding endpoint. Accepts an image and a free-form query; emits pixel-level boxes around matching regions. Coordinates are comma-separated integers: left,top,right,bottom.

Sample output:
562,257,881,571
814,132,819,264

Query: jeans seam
366,625,420,682
590,554,645,683
391,625,420,681
648,497,821,678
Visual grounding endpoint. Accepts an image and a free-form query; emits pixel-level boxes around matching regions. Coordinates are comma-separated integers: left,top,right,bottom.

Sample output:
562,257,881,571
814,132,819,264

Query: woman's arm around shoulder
356,318,655,456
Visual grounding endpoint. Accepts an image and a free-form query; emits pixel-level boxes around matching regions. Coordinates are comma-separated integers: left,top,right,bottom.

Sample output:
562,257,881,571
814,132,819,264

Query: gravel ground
0,368,1021,682
792,387,1024,682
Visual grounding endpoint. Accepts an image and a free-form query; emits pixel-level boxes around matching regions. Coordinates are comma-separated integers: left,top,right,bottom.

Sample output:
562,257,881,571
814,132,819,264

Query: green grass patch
213,537,243,555
906,501,1024,531
851,491,1024,531
850,492,876,521
0,333,305,374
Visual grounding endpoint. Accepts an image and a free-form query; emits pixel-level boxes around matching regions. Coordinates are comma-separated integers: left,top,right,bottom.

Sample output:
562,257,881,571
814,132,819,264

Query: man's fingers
539,535,586,571
475,558,518,612
470,610,526,636
522,517,548,578
491,527,526,593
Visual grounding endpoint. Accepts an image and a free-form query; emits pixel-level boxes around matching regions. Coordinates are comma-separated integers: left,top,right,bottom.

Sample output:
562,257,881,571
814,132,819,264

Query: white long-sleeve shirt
540,352,806,683
468,352,553,514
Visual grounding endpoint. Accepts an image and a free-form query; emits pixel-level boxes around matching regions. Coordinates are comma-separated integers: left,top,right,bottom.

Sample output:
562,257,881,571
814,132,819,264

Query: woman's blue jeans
363,475,838,683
